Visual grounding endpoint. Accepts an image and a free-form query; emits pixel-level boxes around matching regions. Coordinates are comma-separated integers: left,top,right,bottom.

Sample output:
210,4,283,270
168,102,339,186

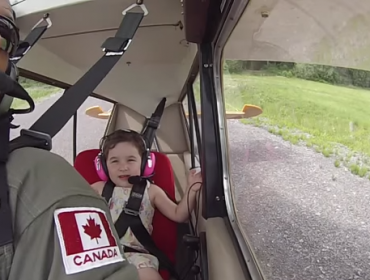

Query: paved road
11,94,370,280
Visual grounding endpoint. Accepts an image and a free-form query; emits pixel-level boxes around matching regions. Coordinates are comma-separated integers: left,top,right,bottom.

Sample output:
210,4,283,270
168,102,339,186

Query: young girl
91,130,202,280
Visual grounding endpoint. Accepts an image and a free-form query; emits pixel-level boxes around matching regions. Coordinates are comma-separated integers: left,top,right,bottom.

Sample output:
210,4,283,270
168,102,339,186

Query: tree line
224,60,370,88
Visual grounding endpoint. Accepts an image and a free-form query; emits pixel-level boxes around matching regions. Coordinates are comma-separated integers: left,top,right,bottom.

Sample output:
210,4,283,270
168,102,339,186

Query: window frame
181,77,203,167
211,0,265,279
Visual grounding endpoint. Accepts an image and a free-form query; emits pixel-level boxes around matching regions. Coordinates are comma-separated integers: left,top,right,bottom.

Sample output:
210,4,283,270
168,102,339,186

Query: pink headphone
94,129,156,181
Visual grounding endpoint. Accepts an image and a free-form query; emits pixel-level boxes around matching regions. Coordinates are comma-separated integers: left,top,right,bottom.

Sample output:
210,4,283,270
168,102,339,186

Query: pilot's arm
6,148,139,280
9,195,138,280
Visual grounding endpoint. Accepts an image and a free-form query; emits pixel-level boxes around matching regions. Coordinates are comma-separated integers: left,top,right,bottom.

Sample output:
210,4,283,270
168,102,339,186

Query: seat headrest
74,149,101,184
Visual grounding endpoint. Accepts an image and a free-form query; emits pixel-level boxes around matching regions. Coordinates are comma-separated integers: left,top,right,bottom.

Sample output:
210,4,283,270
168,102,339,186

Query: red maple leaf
82,216,102,244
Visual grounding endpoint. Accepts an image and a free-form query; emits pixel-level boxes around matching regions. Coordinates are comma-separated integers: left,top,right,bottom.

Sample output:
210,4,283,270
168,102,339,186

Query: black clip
123,201,140,216
20,129,52,151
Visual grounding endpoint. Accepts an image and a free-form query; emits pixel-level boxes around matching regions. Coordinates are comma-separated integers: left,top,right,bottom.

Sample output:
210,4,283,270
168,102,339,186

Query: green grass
222,73,370,177
11,84,60,109
224,73,370,156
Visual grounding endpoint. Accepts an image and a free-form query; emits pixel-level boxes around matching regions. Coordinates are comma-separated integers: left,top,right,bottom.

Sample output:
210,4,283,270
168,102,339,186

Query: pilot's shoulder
10,146,72,168
8,146,101,210
10,146,77,174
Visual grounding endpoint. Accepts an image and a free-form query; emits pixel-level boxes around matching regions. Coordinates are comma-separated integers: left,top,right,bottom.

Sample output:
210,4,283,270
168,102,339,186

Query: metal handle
122,2,148,16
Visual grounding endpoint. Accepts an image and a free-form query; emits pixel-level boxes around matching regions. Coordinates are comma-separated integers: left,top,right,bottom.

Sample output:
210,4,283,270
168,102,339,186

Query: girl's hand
187,168,203,192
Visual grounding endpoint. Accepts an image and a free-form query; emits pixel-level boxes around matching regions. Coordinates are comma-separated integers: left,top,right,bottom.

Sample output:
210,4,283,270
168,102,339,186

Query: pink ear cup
143,152,156,176
94,155,109,181
94,152,156,180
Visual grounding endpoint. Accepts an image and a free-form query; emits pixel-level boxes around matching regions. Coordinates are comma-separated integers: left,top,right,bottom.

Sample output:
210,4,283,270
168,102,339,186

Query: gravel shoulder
228,119,370,280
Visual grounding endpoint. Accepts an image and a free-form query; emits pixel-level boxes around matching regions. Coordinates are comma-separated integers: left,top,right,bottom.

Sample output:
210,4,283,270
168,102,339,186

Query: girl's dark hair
101,130,146,159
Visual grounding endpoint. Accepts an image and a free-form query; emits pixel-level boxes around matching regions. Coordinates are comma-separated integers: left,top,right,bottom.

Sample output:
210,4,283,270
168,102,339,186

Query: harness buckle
102,38,132,56
147,117,160,129
9,44,31,61
123,201,140,216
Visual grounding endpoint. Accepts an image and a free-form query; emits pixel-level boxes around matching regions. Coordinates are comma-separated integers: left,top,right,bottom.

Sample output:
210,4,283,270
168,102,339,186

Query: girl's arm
151,169,202,223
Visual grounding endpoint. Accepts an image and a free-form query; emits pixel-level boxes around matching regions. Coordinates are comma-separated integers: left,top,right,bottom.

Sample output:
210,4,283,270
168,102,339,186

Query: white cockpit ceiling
14,0,196,116
224,0,370,72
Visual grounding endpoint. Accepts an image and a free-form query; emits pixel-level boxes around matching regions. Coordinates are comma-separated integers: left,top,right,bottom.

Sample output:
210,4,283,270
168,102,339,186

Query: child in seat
91,129,202,280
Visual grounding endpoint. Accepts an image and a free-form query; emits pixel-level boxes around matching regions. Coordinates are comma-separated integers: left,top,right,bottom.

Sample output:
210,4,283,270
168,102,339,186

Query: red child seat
74,149,177,280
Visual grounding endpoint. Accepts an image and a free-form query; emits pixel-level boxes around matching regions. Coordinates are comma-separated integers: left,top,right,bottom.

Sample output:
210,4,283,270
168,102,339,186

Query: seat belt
6,2,177,277
4,0,144,265
25,8,144,138
141,97,166,147
117,181,180,279
0,70,51,276
101,98,180,279
10,14,52,64
0,112,14,248
0,118,51,278
103,179,180,279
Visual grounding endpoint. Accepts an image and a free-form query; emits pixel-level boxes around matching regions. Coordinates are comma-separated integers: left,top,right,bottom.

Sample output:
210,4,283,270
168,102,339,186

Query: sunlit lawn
223,73,370,176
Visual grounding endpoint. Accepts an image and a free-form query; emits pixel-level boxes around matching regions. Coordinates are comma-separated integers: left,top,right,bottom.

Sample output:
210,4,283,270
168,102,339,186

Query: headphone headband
99,129,148,155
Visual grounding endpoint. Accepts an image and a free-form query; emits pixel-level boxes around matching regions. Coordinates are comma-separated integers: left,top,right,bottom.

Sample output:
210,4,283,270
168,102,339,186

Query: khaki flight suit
2,147,139,280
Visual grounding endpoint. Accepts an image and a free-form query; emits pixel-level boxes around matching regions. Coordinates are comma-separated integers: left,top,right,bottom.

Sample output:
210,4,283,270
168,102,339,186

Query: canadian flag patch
54,207,124,275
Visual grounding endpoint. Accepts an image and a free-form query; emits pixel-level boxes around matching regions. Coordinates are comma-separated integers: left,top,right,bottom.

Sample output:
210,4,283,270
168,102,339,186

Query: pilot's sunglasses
0,35,13,54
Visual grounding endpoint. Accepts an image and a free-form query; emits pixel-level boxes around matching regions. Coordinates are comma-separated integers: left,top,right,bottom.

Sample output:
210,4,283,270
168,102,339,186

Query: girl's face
106,141,142,188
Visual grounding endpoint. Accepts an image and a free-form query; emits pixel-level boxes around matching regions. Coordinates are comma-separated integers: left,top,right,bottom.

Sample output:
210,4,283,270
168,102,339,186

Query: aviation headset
0,60,18,114
94,129,156,181
0,10,35,118
0,10,20,114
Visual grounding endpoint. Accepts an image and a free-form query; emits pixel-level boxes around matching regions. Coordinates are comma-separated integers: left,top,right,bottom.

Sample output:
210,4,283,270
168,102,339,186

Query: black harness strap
1,8,143,273
123,215,179,278
100,98,180,278
0,64,47,248
0,120,51,248
28,11,143,138
102,180,115,202
10,14,52,64
123,243,176,276
103,179,180,279
141,97,166,148
9,129,52,152
0,112,13,247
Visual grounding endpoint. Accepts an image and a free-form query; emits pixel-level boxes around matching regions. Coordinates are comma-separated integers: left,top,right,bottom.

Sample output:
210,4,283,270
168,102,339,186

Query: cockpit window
222,2,370,279
11,76,114,164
